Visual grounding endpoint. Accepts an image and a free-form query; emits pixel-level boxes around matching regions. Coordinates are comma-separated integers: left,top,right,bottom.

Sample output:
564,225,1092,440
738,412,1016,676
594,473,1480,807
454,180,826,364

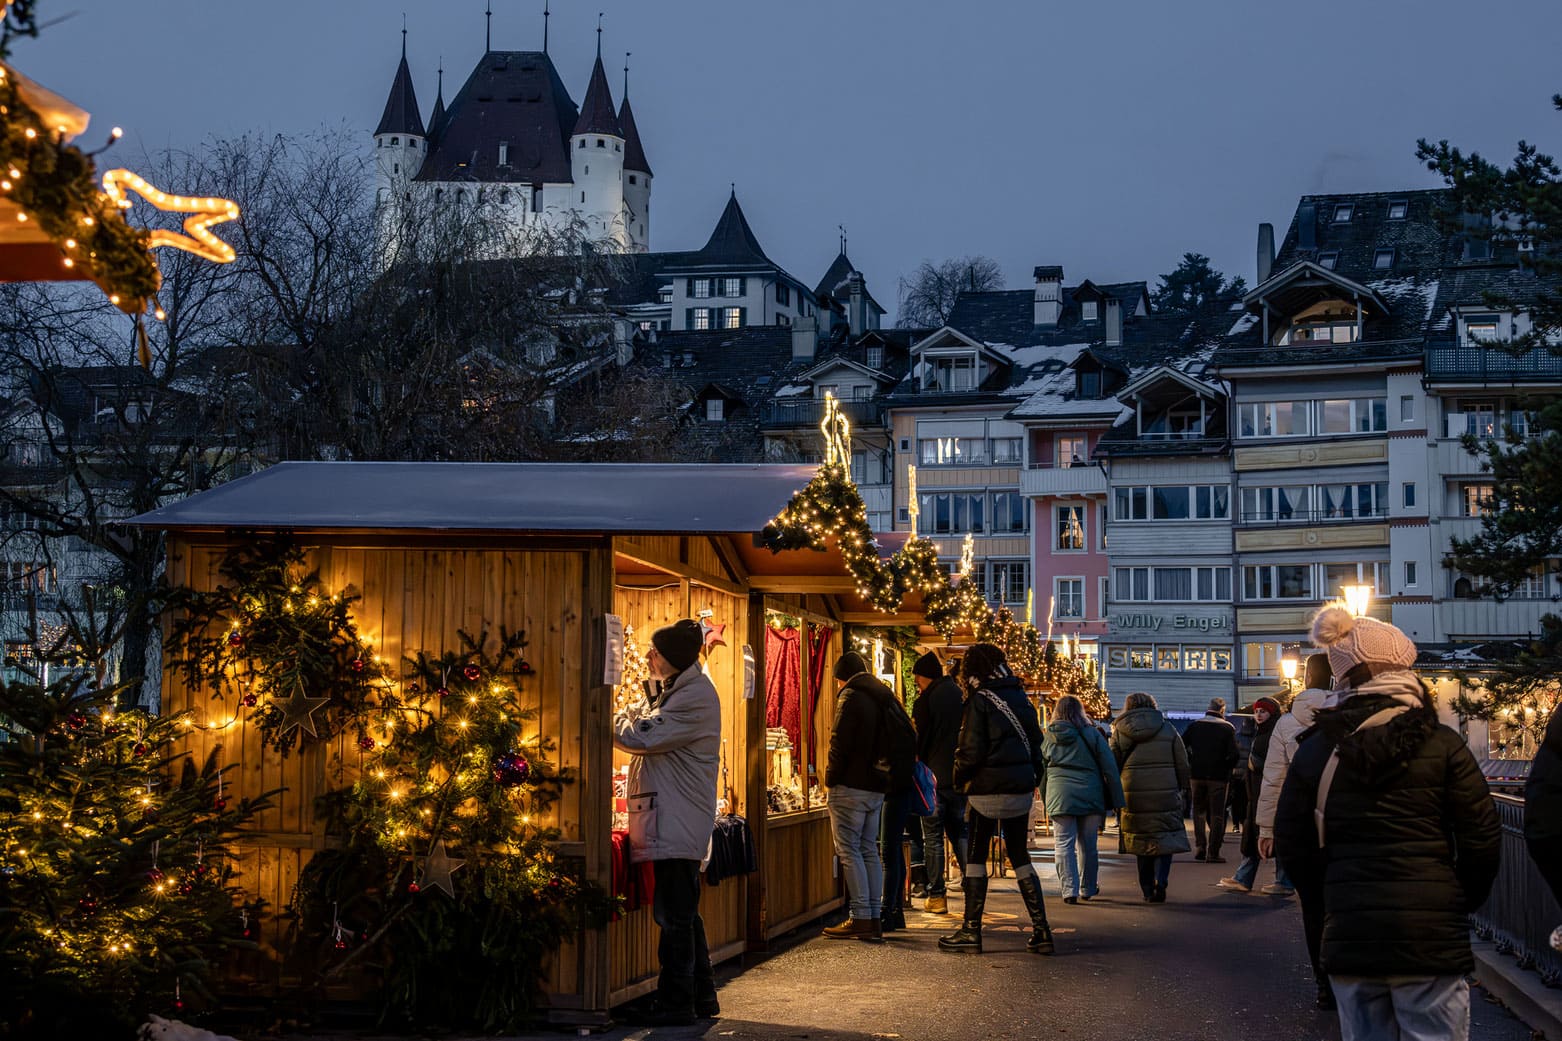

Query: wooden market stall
128,460,920,1021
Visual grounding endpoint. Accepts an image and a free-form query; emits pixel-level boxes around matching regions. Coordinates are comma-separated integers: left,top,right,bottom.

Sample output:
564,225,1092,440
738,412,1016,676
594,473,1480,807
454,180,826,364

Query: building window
1318,397,1387,434
1404,561,1418,587
498,141,509,165
1056,435,1087,467
1317,481,1389,519
1077,369,1102,399
691,308,712,331
1055,578,1084,619
1239,485,1311,523
1113,484,1230,521
1373,248,1395,270
1324,562,1390,599
1403,482,1416,508
990,561,1028,605
1462,484,1495,517
596,138,605,148
721,307,743,329
865,345,883,369
705,399,725,422
1243,642,1283,679
990,490,1027,533
852,385,872,401
1056,505,1086,551
721,277,744,297
579,139,587,149
1128,646,1155,670
691,278,712,299
1462,314,1501,346
776,282,791,306
1400,394,1414,422
923,355,977,392
991,437,1022,464
1157,646,1181,671
531,187,542,213
1237,400,1310,438
391,136,399,146
1098,504,1108,550
1114,566,1230,603
918,437,986,466
1243,564,1314,601
1318,251,1339,270
917,492,986,534
1333,203,1354,223
581,192,586,203
1388,199,1408,220
658,287,673,304
1081,300,1099,321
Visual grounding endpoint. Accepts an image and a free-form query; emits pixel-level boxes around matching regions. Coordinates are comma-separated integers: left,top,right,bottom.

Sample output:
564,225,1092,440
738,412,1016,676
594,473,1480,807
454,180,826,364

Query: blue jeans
1052,814,1104,899
879,790,914,913
1233,854,1293,890
829,785,885,919
1331,974,1469,1041
920,789,968,897
1136,853,1172,895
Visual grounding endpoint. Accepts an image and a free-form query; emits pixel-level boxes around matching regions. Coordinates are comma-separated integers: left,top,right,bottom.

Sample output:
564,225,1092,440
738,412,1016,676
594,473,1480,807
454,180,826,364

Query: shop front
1100,607,1236,713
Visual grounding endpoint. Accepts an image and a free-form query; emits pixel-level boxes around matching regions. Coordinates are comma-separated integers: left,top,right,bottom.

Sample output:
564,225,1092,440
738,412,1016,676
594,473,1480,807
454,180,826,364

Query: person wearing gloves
912,650,966,915
1274,607,1500,1040
1040,694,1124,903
613,619,723,1026
1256,653,1335,1009
938,643,1053,955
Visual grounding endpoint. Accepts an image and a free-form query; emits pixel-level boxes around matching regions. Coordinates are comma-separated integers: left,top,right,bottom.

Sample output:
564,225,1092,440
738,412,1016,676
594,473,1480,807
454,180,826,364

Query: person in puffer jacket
937,643,1052,956
1040,694,1124,903
1274,608,1500,1041
1111,691,1192,903
1256,652,1335,1009
613,620,722,1025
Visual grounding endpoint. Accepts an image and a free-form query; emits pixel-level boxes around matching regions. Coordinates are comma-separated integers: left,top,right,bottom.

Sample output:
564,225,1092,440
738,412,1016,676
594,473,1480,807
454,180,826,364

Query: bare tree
895,255,1005,328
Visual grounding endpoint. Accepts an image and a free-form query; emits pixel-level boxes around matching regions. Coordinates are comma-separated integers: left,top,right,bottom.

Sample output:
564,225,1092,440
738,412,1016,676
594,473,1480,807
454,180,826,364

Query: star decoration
418,839,465,897
700,619,727,649
101,168,240,264
274,680,330,738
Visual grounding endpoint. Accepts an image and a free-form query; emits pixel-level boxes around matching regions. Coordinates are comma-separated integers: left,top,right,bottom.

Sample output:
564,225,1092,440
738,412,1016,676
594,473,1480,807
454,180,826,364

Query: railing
757,399,884,429
1471,793,1562,987
1237,506,1389,527
1427,344,1562,381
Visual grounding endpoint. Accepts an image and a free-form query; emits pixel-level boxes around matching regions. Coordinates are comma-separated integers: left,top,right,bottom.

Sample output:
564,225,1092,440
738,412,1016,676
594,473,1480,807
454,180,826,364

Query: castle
374,24,652,253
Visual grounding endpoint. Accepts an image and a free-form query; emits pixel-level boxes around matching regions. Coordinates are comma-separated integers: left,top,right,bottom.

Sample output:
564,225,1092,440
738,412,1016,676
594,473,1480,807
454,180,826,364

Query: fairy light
101,168,239,263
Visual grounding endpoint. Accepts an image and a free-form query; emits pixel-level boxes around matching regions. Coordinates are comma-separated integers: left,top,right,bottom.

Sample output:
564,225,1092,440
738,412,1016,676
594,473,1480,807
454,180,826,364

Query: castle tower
618,56,652,253
569,41,628,249
373,30,426,205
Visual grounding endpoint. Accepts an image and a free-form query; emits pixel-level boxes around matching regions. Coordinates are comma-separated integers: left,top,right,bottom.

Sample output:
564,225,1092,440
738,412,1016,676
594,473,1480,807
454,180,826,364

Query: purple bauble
491,751,531,788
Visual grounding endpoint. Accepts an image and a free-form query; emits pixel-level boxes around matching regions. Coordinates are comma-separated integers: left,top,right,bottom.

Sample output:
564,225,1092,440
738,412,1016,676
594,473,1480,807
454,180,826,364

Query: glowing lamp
1341,584,1373,618
1279,656,1299,682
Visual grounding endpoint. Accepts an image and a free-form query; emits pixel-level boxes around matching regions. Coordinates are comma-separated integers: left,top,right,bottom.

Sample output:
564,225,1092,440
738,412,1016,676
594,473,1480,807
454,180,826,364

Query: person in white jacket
613,619,722,1026
1257,652,1334,1010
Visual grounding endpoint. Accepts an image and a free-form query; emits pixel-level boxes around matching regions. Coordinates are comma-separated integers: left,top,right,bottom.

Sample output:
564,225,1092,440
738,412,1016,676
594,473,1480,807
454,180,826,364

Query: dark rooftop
572,54,623,137
619,95,651,176
375,52,426,138
414,51,579,185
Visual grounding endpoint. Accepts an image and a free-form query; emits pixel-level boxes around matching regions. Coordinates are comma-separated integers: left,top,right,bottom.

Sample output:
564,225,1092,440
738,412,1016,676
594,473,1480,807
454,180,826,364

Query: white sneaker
1260,883,1295,896
1216,877,1250,892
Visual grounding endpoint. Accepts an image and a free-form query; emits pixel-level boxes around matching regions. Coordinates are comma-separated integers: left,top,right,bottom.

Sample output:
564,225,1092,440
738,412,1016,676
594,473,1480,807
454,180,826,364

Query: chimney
1033,265,1063,326
1257,223,1275,284
791,314,818,361
1104,298,1122,346
847,272,866,337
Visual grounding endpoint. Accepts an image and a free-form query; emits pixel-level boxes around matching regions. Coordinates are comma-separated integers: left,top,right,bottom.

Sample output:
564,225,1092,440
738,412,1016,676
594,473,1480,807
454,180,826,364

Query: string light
100,168,239,264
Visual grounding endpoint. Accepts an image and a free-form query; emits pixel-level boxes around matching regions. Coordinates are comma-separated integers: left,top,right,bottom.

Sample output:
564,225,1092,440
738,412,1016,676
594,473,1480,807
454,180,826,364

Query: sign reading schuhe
1108,611,1232,635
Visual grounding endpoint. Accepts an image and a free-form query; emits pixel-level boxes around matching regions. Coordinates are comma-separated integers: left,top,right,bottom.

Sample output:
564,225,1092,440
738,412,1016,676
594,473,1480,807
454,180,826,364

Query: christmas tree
0,623,265,1039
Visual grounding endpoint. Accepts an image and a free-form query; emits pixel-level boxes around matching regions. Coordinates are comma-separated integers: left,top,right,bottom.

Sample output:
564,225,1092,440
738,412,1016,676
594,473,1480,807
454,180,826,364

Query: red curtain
765,626,802,757
807,624,834,773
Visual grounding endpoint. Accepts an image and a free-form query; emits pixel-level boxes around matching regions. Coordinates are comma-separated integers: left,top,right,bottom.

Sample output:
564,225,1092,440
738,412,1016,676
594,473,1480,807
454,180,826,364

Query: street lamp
1279,648,1300,697
1341,583,1373,619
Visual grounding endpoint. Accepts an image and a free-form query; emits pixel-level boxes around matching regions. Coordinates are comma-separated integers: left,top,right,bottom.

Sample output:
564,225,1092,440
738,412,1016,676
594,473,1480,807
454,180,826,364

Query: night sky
20,0,1562,318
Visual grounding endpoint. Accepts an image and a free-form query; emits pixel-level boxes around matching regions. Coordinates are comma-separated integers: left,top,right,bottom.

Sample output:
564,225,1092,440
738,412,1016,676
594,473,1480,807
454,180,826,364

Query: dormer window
658,287,673,304
1387,199,1408,220
1462,313,1502,345
865,345,884,370
1333,204,1354,223
706,399,725,422
1318,251,1339,270
1081,301,1099,322
922,354,977,392
1077,370,1102,399
1373,248,1395,270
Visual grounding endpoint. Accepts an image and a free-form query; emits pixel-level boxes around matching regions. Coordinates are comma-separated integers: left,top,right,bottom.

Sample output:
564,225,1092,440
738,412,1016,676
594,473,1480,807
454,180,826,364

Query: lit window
1333,204,1354,223
1462,484,1495,517
721,307,743,329
1056,436,1087,467
1388,200,1408,220
705,399,724,422
923,355,977,392
721,277,744,297
658,287,673,304
865,346,883,369
1373,248,1395,270
1055,578,1084,618
1081,300,1099,321
692,279,712,299
692,309,711,331
1056,505,1085,551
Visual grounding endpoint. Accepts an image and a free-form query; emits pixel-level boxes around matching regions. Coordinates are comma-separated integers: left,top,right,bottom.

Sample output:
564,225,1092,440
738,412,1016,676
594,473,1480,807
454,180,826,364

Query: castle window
579,139,586,149
581,192,586,204
393,163,399,175
498,141,509,165
597,138,605,148
628,174,637,185
615,143,621,151
391,136,399,146
531,187,542,213
499,189,510,204
1081,300,1099,321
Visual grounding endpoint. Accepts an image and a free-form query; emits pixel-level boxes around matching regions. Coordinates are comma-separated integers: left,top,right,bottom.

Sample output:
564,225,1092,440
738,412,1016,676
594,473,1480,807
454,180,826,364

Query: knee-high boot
937,875,985,952
1016,873,1055,955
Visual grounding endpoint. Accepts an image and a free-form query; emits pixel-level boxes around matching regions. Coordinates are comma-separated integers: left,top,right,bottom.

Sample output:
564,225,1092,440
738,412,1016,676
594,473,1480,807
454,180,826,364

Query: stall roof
124,461,819,534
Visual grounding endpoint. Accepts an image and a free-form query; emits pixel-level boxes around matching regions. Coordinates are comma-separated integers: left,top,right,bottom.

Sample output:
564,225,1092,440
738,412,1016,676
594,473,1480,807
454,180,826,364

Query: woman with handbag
1040,694,1125,903
937,643,1053,955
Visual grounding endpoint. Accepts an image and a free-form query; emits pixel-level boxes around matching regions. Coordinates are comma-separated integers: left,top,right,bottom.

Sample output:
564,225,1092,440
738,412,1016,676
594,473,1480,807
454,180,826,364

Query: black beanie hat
834,651,868,681
959,642,1011,685
651,619,704,672
912,651,944,680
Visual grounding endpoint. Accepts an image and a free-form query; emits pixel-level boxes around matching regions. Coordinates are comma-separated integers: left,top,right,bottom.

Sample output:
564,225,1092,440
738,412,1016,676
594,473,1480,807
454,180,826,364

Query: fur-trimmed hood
1312,690,1437,784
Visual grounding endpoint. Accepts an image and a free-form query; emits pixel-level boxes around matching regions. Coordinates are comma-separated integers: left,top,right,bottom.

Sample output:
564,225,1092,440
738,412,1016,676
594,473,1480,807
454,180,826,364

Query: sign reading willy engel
1109,612,1231,634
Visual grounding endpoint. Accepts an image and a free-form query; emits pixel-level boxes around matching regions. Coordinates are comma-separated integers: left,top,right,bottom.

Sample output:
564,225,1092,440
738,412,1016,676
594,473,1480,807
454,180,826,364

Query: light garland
101,168,239,264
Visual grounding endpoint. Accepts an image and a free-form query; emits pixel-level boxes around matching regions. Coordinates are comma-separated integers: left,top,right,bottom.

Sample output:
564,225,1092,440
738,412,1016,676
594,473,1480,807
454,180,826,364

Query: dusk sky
20,0,1562,319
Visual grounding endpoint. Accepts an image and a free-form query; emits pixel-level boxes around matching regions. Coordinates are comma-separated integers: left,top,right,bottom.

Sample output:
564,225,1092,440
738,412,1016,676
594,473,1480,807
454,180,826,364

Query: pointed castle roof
428,65,447,143
375,48,426,137
573,54,622,137
619,95,651,176
415,50,579,184
671,192,772,270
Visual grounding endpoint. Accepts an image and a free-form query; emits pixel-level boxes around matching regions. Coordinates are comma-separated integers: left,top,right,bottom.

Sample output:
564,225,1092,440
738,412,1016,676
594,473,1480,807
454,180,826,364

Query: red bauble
78,895,99,916
407,881,421,894
65,711,87,731
178,881,194,895
214,797,228,812
518,661,534,675
462,664,482,681
242,692,258,707
147,868,164,884
491,751,532,788
132,742,149,758
334,938,347,950
358,736,375,752
226,630,244,648
349,657,367,674
435,686,450,699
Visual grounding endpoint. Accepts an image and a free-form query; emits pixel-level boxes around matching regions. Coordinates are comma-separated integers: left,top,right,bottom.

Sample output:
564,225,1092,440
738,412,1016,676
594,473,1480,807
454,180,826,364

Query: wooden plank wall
162,535,594,1000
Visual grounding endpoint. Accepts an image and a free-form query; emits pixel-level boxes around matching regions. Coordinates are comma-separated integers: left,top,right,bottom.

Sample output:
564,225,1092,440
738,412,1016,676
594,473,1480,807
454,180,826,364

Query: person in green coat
1040,694,1125,903
1111,691,1192,903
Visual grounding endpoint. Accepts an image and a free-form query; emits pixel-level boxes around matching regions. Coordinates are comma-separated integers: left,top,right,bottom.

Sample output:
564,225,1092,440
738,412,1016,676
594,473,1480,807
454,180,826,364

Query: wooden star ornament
274,680,329,739
418,839,465,897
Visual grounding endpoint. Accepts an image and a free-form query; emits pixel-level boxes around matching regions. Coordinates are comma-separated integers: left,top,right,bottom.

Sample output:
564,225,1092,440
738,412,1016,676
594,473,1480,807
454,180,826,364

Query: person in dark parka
1527,706,1562,950
1111,690,1192,903
1274,607,1500,1041
912,651,966,915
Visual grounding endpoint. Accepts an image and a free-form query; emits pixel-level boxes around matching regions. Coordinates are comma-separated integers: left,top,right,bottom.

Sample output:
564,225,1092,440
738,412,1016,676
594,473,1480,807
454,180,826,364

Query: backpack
876,696,919,792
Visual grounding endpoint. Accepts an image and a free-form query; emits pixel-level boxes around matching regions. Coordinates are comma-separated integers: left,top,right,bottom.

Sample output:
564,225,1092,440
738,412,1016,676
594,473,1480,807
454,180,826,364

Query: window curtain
807,624,834,774
765,626,803,759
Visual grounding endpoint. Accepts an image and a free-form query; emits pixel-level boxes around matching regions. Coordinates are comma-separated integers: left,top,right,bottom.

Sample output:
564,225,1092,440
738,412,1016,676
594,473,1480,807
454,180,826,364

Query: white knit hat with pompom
1309,605,1418,684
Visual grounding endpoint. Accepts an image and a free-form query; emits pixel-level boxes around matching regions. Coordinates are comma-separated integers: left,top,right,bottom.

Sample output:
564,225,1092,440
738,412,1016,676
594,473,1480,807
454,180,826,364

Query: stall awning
123,461,819,534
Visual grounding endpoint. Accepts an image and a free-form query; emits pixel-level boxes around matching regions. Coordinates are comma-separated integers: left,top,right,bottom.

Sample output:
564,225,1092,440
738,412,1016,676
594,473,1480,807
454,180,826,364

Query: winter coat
912,675,964,791
614,665,722,863
1111,707,1192,857
1273,687,1502,977
825,673,895,793
952,675,1045,797
1239,714,1279,860
1256,687,1331,839
1039,719,1125,818
1181,713,1239,781
1526,708,1562,845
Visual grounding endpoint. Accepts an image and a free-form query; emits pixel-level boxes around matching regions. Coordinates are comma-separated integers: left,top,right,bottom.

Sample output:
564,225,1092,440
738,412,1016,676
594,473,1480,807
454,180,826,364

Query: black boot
909,864,928,900
880,907,906,933
1017,873,1055,955
937,875,986,952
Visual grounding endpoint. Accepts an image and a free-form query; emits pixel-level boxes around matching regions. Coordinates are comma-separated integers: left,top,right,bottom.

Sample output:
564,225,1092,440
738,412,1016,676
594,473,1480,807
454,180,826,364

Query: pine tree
1151,253,1246,315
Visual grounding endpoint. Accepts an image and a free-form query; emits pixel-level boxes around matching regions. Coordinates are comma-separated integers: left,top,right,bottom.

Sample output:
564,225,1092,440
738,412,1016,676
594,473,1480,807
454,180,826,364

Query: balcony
758,399,884,430
1021,460,1106,498
1236,506,1388,528
1426,344,1562,383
